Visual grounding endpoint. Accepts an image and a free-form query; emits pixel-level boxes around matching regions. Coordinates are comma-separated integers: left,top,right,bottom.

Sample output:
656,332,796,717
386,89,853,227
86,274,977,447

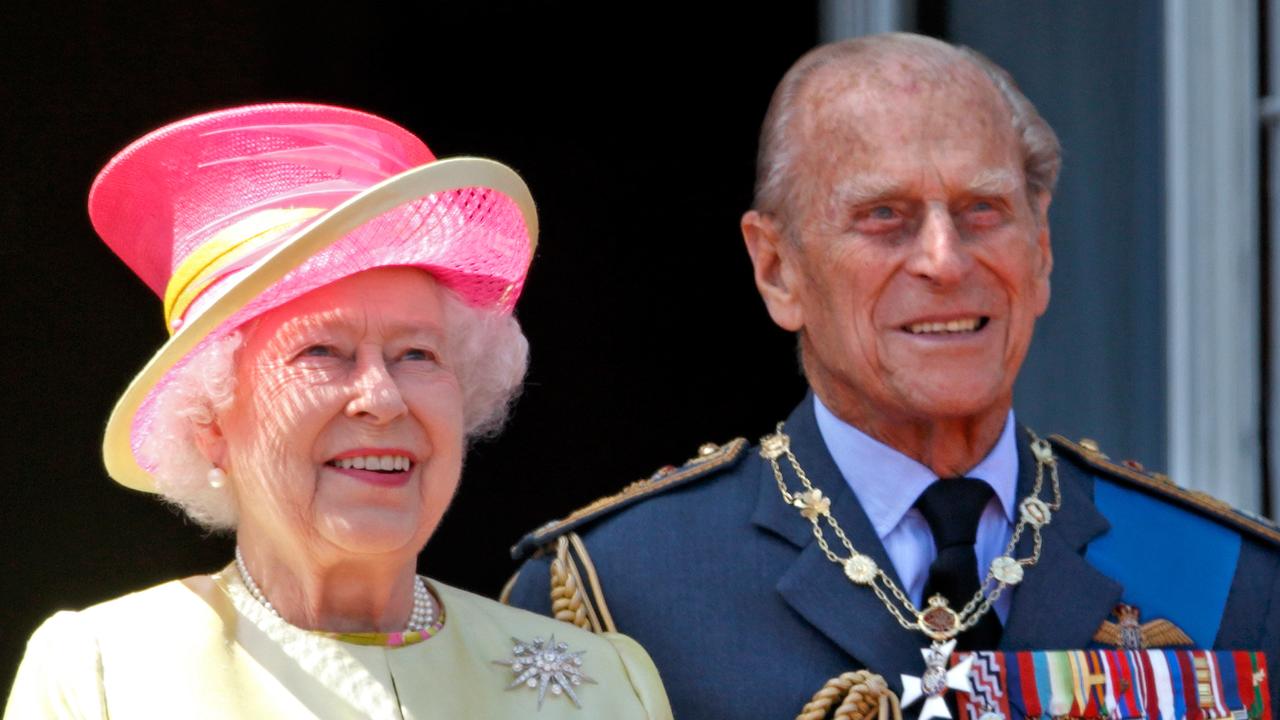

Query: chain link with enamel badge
760,424,1062,720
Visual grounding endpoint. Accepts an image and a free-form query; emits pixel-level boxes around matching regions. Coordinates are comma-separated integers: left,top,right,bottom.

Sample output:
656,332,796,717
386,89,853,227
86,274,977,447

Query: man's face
766,67,1052,429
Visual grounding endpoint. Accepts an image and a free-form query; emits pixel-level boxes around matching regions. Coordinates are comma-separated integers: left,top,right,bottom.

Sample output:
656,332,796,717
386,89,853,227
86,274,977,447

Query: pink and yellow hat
89,102,537,492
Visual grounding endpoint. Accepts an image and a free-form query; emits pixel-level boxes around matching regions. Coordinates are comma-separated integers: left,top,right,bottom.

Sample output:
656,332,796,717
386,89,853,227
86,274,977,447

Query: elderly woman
6,104,670,719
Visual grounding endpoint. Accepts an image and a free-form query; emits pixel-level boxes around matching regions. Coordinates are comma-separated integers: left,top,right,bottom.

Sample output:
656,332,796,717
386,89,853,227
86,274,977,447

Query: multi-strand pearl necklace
234,546,436,632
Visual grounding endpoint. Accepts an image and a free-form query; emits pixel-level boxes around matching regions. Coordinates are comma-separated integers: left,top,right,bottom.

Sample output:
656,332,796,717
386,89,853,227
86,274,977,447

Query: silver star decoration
494,635,596,709
900,639,974,720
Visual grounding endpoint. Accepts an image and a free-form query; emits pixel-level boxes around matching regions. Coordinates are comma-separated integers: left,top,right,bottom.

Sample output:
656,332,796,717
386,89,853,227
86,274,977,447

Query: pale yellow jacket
6,570,671,719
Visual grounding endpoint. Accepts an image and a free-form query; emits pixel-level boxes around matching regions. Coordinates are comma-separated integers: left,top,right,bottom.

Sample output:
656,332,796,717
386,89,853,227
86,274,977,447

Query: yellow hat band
162,207,325,333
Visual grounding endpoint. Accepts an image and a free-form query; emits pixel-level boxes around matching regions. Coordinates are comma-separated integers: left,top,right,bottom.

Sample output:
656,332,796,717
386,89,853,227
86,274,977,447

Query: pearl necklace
234,546,436,632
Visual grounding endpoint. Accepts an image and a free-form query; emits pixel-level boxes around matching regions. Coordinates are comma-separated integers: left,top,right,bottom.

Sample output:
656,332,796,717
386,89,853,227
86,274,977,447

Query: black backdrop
1,1,823,689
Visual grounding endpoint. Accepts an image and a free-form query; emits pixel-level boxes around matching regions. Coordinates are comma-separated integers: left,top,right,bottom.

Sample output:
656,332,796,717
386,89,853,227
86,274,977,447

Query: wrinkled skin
199,267,464,631
743,58,1052,475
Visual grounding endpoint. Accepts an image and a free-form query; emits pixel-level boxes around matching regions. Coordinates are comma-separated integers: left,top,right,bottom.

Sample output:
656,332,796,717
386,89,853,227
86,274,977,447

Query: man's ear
741,210,805,332
1032,191,1053,314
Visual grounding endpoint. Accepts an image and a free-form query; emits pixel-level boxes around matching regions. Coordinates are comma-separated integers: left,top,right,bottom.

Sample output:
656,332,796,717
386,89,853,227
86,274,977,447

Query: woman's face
209,267,465,565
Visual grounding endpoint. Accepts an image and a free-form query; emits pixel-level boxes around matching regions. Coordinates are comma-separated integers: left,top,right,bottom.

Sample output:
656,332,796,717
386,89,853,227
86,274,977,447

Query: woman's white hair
141,284,529,530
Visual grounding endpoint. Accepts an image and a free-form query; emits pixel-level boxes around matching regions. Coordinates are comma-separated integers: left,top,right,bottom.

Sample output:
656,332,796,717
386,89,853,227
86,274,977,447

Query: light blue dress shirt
812,396,1018,623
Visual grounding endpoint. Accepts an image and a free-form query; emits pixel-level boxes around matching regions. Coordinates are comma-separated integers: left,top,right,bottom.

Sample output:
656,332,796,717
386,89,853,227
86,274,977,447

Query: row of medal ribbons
950,649,1270,720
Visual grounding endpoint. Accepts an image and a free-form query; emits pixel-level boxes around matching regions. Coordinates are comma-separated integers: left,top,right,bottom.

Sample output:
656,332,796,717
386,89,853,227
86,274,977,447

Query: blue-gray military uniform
506,397,1280,718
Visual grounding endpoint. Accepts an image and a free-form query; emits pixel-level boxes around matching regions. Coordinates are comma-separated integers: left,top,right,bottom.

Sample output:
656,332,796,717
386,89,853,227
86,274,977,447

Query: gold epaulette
509,438,748,561
1050,434,1280,546
502,438,748,632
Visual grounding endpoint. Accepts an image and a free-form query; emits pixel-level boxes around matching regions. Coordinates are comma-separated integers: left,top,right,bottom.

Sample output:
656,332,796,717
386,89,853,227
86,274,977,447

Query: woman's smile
325,448,419,487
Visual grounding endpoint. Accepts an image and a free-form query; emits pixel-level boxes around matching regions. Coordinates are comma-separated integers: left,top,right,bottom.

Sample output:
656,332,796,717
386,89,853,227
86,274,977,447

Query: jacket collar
751,395,929,689
752,395,1123,688
1001,429,1122,647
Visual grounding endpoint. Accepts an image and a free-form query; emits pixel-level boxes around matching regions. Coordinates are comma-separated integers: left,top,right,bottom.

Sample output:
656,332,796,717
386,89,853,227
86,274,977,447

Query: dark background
2,0,1174,696
0,0,823,690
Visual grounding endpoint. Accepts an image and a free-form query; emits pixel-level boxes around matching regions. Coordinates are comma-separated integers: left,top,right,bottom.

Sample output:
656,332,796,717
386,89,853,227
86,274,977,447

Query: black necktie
915,477,1003,650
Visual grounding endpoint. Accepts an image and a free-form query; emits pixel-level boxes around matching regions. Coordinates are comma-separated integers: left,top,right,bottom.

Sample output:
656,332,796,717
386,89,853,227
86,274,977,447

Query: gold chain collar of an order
760,424,1062,642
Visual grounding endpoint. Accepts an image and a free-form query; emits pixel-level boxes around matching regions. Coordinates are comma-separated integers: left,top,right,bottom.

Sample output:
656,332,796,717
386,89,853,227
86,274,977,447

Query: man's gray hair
753,33,1061,222
140,284,529,530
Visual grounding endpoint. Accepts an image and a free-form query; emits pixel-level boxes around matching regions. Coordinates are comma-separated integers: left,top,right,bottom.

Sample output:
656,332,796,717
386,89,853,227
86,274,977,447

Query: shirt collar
811,395,1019,539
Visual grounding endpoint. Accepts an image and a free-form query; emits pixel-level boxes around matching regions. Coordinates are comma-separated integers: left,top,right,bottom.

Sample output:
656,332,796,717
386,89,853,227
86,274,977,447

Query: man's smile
902,316,990,335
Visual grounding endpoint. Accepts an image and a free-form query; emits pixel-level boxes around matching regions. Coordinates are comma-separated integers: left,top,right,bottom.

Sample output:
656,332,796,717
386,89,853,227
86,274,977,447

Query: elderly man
508,33,1280,719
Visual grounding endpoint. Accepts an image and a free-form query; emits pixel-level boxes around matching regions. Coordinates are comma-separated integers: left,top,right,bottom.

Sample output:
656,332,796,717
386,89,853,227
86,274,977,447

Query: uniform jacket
508,396,1280,719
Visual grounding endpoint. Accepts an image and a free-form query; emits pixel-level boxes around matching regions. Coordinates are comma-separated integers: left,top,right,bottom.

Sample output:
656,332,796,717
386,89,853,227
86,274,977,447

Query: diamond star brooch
494,635,596,709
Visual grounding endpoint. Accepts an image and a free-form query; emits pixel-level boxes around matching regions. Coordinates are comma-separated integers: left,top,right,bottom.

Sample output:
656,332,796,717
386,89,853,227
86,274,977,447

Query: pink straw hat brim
102,157,537,492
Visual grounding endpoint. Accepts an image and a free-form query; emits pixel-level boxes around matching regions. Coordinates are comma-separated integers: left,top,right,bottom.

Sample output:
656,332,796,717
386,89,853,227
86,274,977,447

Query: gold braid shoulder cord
761,424,1063,720
798,670,905,720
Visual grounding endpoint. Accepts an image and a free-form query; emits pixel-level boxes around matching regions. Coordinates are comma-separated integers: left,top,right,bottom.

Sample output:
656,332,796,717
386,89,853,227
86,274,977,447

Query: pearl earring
208,467,227,489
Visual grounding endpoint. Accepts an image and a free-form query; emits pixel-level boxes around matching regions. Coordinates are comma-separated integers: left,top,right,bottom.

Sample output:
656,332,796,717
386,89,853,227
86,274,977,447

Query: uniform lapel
1001,428,1122,648
751,397,929,691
